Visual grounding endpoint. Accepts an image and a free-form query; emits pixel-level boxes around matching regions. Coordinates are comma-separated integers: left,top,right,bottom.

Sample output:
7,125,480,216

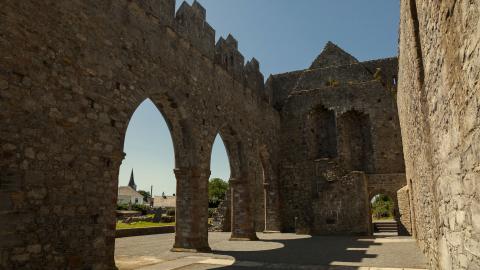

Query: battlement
225,34,239,49
245,58,260,73
214,34,245,82
132,1,268,102
174,1,215,59
191,1,206,19
154,1,266,99
245,58,265,97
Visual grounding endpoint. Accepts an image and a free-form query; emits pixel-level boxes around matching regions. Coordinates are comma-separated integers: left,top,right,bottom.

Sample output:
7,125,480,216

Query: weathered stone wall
311,170,370,235
270,49,406,234
2,0,456,268
209,189,231,232
367,174,407,198
398,0,480,269
0,1,281,269
397,185,412,236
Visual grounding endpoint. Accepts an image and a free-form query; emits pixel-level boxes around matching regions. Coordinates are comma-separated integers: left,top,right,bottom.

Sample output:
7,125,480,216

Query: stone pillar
263,182,281,232
397,186,412,236
171,167,211,252
407,179,418,239
229,178,258,240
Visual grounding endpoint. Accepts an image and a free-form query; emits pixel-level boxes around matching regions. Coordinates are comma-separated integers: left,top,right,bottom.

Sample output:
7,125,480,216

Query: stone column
263,182,281,232
229,178,258,240
171,167,211,252
397,186,412,236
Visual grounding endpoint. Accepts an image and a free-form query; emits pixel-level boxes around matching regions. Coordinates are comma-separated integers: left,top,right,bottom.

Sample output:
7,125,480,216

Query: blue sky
118,0,400,195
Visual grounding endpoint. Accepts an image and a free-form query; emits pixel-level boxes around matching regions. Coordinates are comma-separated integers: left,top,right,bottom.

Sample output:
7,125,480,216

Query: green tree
208,178,228,208
138,190,151,203
371,194,394,220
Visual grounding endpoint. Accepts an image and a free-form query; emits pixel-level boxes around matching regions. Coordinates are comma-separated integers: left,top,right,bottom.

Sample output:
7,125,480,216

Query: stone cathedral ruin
0,0,478,269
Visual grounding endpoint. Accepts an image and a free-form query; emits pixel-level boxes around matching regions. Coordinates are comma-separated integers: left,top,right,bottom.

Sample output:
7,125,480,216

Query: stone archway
368,189,400,235
214,125,258,241
122,97,213,254
259,145,281,232
1,1,278,268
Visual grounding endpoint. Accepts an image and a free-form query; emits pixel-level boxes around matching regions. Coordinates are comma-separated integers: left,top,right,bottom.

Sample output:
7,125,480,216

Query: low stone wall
116,210,142,219
209,190,231,232
115,226,175,238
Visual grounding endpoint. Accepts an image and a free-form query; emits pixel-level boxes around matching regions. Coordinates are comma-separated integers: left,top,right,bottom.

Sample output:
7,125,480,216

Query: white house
117,186,144,205
117,169,144,205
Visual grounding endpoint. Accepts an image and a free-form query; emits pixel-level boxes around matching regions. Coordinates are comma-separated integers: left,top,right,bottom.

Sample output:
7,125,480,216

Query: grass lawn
116,221,175,230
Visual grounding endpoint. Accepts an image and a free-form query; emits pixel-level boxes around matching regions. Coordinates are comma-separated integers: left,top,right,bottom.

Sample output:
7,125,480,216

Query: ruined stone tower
267,41,404,235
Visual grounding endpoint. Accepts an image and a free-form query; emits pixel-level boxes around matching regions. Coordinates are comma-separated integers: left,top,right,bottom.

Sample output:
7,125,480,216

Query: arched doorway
115,98,178,267
370,193,398,236
209,126,258,241
118,98,176,208
208,134,231,232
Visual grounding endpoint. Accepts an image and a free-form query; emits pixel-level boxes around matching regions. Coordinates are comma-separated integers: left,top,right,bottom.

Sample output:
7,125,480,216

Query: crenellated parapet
174,1,216,60
135,1,267,101
244,58,265,98
215,34,246,82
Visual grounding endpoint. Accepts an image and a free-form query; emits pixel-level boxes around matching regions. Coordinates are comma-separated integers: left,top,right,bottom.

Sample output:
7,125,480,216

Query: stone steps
374,221,398,233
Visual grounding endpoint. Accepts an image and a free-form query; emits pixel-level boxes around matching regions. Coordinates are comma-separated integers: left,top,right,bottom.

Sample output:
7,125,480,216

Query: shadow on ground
115,232,427,269
211,235,378,268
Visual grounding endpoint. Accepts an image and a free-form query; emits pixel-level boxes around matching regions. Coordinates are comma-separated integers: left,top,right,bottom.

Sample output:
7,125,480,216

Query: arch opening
115,98,178,266
370,193,398,236
207,127,258,240
208,133,232,232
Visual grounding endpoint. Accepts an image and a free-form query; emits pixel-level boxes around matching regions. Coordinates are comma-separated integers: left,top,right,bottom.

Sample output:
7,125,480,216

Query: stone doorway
114,98,178,265
370,193,398,236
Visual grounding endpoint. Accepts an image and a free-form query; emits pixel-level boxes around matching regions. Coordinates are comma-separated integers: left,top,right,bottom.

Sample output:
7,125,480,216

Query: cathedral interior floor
115,232,427,270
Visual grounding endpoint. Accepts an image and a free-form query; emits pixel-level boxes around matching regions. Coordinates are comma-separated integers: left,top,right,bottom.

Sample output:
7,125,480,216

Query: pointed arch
121,90,201,169
210,134,231,181
206,124,245,180
119,98,178,194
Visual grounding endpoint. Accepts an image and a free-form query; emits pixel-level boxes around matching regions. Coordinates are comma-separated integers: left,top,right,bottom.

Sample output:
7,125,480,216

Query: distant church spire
128,169,137,191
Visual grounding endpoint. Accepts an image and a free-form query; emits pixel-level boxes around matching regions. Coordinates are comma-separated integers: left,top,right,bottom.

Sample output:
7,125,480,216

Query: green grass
116,221,175,230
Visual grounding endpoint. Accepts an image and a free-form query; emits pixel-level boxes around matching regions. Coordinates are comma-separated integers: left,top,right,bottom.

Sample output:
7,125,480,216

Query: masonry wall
273,60,405,234
0,1,280,269
311,169,370,235
4,0,468,268
397,186,412,236
398,0,480,269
